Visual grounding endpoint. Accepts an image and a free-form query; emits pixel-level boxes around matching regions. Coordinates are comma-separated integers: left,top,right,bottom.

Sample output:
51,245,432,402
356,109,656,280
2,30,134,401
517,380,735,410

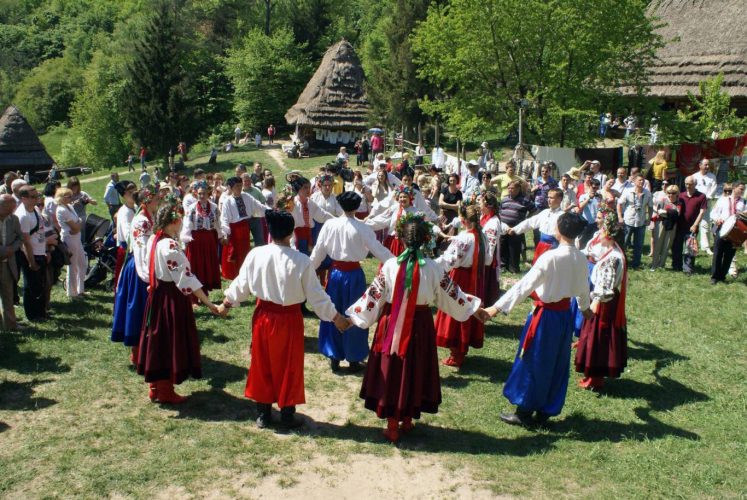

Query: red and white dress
434,230,486,360
481,211,508,306
181,200,222,292
137,236,204,384
365,204,419,257
224,244,339,408
113,204,135,289
219,193,268,279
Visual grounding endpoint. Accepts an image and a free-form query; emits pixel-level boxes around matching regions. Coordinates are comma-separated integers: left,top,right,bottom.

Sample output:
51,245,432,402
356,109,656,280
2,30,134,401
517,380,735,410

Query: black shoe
256,403,272,429
710,278,718,285
499,411,534,427
279,406,303,429
301,304,316,318
348,361,364,373
330,359,341,373
534,412,551,426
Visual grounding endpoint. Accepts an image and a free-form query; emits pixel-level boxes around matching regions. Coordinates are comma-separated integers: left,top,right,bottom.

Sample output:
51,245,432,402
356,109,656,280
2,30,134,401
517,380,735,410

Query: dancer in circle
347,213,482,443
181,181,222,301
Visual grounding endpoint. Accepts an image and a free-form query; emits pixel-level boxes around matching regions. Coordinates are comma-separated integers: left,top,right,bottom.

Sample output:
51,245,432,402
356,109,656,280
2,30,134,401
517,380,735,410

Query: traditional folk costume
224,243,339,411
113,204,135,290
220,192,267,279
137,234,204,401
181,199,222,294
365,203,420,256
310,189,344,285
481,210,509,306
368,187,438,222
434,229,486,366
511,207,563,263
290,194,333,255
574,239,628,389
491,244,590,418
310,201,393,368
111,204,154,352
346,251,480,439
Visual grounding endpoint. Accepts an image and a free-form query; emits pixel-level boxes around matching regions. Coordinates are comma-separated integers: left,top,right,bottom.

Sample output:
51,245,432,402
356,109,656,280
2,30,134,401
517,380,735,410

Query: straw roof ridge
0,105,54,170
638,0,747,99
285,39,370,129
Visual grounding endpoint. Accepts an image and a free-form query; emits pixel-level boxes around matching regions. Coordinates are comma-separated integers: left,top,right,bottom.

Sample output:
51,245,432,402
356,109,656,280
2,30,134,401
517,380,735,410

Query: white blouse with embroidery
146,236,203,295
181,201,222,243
130,211,154,282
345,257,481,330
435,230,482,271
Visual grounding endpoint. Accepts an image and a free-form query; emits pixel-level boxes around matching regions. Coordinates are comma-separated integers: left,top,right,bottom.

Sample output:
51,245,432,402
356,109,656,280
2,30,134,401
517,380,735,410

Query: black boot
499,409,534,427
280,406,303,429
348,361,364,373
256,403,272,429
330,359,341,373
534,411,551,426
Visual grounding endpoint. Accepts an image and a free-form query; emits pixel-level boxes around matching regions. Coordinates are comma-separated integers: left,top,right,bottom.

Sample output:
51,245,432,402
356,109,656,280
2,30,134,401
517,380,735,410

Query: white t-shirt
55,204,82,239
16,205,47,256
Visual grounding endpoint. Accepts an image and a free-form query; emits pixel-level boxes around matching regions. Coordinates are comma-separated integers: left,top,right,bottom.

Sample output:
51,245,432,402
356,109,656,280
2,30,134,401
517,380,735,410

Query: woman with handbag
54,188,86,299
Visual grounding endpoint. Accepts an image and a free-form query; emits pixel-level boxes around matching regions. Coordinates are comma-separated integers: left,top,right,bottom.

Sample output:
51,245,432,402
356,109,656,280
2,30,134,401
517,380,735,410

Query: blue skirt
503,307,573,416
318,266,369,362
111,257,148,347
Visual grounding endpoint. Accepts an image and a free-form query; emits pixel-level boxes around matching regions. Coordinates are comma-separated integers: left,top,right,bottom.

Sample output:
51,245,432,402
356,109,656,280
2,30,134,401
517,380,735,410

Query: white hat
590,160,601,165
481,141,488,148
11,179,27,192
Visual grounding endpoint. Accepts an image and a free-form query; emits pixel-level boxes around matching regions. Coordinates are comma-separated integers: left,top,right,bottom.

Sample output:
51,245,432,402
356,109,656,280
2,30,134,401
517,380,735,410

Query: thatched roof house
285,40,370,147
0,105,54,173
642,0,747,111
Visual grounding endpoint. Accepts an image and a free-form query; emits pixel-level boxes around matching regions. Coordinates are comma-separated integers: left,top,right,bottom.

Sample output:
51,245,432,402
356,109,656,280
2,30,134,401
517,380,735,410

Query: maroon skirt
434,266,484,353
483,258,500,307
186,229,221,291
574,292,627,378
360,304,441,420
137,281,202,384
113,246,126,291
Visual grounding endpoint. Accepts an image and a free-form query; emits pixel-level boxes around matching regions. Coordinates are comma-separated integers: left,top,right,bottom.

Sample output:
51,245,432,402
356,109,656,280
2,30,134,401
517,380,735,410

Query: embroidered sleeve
131,218,151,248
435,270,480,321
434,237,463,271
591,256,621,302
346,268,388,329
180,210,194,243
164,242,203,295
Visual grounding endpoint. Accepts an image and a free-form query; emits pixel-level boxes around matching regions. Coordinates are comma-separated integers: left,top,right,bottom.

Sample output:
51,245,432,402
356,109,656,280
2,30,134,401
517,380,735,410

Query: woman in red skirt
181,181,221,300
219,176,268,279
347,213,483,443
574,207,628,390
137,203,220,404
365,185,419,257
434,204,486,367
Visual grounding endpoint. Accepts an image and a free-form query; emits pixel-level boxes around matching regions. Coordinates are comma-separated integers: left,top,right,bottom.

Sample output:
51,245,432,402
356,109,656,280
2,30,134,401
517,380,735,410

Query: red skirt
383,234,405,257
435,266,484,353
186,229,221,291
221,221,250,280
574,292,628,378
136,281,202,384
354,211,369,220
245,300,305,407
113,246,127,291
360,304,441,420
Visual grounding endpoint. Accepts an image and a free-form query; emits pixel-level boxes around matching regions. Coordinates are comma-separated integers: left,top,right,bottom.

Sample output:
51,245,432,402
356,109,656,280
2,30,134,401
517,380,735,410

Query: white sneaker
705,248,714,256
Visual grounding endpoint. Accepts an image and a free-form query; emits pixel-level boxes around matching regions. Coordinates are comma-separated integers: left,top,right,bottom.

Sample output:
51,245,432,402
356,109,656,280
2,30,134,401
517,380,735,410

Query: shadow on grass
484,322,523,340
0,380,57,411
172,388,253,422
202,356,247,390
553,410,700,442
0,336,70,375
627,339,689,373
0,421,9,433
603,376,709,412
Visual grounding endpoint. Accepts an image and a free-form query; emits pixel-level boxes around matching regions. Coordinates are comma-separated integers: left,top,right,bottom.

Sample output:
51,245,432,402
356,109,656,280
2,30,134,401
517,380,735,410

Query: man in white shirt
590,161,607,187
460,160,482,199
15,185,51,322
611,167,633,198
617,175,652,269
692,158,718,255
103,173,121,218
709,182,746,283
509,187,564,263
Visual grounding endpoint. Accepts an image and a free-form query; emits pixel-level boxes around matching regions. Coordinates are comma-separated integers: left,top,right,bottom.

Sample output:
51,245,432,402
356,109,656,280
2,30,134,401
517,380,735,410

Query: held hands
473,306,499,323
207,302,221,316
333,313,353,332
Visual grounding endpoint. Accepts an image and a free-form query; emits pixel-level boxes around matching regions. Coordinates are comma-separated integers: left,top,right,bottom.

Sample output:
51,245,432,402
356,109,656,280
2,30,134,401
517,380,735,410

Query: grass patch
7,144,747,497
38,126,70,160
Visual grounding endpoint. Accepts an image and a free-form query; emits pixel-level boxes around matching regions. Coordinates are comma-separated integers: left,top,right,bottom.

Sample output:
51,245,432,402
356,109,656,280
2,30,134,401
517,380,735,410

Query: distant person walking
267,124,276,145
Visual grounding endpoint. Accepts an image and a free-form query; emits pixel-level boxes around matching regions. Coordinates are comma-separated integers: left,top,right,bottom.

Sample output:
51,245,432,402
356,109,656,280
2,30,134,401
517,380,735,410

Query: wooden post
400,124,405,153
417,122,422,145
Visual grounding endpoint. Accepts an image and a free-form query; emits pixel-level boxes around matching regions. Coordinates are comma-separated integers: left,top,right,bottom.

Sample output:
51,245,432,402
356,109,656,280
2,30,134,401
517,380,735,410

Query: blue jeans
625,224,646,268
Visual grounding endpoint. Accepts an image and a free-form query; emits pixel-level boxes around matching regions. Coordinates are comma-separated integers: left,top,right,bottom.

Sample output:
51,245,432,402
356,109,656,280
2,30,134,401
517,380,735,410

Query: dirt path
265,145,290,172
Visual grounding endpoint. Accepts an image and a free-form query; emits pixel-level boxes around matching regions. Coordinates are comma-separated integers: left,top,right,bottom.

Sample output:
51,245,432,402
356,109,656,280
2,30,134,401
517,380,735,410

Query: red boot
156,380,187,404
130,346,139,365
400,417,414,434
383,417,399,443
148,383,157,402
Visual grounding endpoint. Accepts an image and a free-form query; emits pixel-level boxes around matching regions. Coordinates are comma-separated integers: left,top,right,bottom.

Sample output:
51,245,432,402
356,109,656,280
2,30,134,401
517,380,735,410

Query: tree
361,0,433,130
412,0,662,146
12,56,83,131
121,0,199,157
224,28,311,132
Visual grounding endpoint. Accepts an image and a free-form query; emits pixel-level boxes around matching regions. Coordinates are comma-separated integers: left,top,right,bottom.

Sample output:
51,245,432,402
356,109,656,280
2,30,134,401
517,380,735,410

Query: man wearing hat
590,160,607,187
220,209,351,429
460,160,482,199
310,192,393,372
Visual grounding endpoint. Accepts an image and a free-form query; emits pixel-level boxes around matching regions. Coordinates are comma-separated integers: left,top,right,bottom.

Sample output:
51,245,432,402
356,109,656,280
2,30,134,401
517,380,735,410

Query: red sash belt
331,260,361,271
520,292,571,358
255,298,301,314
294,227,312,243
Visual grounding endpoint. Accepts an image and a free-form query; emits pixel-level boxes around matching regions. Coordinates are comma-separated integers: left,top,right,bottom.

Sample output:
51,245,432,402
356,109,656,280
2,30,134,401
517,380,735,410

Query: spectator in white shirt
692,158,718,255
617,175,652,269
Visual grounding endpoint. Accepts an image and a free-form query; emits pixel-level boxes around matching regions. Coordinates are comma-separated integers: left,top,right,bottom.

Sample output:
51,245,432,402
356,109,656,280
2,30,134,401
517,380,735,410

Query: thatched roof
285,40,369,130
0,105,54,172
643,0,747,99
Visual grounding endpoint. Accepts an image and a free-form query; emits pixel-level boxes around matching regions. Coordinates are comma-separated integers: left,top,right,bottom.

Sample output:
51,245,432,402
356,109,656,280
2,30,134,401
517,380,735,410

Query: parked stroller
83,214,118,289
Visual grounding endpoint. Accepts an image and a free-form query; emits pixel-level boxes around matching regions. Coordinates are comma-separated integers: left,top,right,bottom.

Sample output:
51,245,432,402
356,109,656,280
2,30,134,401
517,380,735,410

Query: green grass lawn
5,146,747,497
38,126,69,160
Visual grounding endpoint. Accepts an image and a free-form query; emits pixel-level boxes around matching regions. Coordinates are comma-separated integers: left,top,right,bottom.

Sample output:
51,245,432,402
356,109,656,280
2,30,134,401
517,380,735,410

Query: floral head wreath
192,180,208,192
161,193,184,218
396,211,434,246
396,185,415,201
597,206,620,239
139,188,156,206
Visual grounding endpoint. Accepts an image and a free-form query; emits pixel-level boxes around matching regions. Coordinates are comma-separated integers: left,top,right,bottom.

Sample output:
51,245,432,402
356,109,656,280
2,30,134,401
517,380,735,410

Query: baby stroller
83,214,118,289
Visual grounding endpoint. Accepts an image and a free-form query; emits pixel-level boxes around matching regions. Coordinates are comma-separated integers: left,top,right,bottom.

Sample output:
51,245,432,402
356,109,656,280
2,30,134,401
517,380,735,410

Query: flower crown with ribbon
139,188,156,206
396,185,415,200
192,180,209,192
597,206,620,239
